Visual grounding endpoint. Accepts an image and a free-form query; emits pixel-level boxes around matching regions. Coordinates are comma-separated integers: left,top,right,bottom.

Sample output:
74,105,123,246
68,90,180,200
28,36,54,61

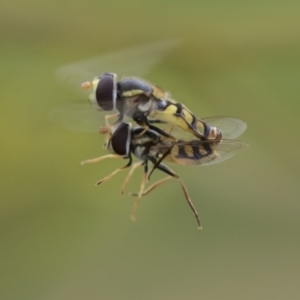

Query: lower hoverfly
81,117,248,229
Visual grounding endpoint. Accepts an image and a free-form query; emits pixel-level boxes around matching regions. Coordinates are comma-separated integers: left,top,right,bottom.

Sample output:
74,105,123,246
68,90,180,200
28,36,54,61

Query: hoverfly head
82,72,117,112
106,122,132,157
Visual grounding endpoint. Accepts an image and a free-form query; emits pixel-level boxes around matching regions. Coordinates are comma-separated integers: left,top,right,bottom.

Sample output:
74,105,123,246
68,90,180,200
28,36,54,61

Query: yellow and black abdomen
167,140,219,166
150,98,211,140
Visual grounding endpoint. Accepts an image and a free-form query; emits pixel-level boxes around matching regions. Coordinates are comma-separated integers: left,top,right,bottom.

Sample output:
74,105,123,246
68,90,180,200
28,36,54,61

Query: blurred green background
1,0,300,299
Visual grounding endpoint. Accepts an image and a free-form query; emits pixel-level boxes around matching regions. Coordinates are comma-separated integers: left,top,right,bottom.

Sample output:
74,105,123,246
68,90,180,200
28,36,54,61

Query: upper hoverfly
81,72,222,141
56,40,222,141
81,117,248,229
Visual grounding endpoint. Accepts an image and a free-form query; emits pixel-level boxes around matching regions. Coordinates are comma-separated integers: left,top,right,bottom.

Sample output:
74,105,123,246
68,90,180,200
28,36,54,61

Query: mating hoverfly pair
79,72,248,229
56,41,247,228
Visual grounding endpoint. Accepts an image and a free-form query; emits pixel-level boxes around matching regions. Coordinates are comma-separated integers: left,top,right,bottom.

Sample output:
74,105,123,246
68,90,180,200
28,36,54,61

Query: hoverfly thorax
116,78,155,117
118,77,153,97
131,127,162,161
82,73,117,112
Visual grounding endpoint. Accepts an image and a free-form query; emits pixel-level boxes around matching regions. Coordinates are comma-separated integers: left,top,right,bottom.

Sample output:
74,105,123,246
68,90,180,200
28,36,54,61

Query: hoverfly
81,117,248,229
81,73,222,141
56,40,222,141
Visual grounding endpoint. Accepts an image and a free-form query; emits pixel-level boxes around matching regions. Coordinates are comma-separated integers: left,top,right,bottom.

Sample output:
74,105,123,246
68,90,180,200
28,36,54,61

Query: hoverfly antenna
81,81,92,90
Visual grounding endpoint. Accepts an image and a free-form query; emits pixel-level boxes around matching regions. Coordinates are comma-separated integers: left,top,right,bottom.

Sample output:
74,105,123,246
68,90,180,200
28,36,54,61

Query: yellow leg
105,113,120,126
132,125,149,139
130,170,148,222
81,154,122,165
120,161,143,195
95,159,133,186
95,166,127,186
129,176,173,197
176,176,202,230
149,163,202,229
81,153,131,186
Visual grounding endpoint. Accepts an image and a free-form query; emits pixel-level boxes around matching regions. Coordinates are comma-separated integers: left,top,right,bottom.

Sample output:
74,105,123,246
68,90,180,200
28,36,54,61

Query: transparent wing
56,39,181,96
199,139,249,166
49,104,103,132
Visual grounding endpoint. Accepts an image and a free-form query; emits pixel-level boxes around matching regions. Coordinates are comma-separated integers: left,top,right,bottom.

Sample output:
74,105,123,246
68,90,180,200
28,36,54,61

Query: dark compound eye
94,73,117,111
110,122,131,156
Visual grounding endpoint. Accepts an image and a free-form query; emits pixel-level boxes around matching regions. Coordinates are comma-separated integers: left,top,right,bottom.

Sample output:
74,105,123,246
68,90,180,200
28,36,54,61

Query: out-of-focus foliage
0,1,299,299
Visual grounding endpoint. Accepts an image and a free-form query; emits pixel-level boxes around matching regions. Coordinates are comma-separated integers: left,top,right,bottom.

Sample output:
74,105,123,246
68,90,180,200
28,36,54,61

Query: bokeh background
1,0,300,299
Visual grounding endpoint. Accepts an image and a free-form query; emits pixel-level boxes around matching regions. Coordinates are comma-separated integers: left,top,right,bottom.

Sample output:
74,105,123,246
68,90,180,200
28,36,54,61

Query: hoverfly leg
133,112,174,140
105,113,122,127
156,163,202,229
95,157,133,186
81,154,122,165
133,126,149,139
120,161,143,195
129,176,173,197
130,162,148,221
148,147,172,180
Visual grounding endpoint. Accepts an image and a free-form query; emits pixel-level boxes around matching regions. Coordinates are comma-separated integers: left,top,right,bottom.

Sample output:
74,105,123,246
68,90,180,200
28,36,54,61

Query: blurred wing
52,39,180,131
55,39,181,96
49,104,104,132
167,139,248,166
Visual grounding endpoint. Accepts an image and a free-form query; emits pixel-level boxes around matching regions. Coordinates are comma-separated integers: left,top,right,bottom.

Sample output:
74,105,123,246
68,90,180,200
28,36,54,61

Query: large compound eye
110,122,131,156
89,73,117,111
